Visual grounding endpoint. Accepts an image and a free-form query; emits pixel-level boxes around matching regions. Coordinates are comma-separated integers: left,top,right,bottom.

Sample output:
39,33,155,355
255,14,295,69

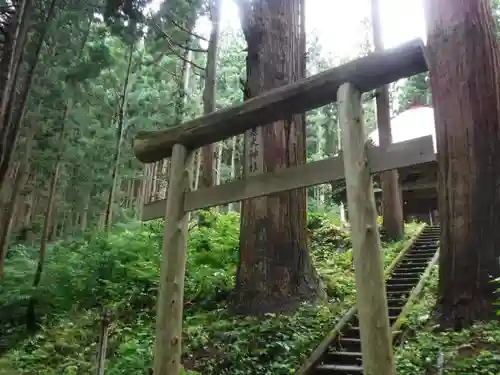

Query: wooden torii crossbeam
134,38,427,163
133,38,432,375
141,136,434,221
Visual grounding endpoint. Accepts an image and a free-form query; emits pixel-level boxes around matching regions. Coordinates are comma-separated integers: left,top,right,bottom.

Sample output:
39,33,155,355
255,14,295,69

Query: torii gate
133,38,434,375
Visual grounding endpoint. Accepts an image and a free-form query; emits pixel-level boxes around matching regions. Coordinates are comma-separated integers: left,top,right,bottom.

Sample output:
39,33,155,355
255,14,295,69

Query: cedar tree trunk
233,0,324,315
424,0,500,328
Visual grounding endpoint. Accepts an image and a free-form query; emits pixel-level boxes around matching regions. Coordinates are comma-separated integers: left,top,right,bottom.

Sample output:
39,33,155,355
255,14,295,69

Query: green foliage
5,0,211,235
395,267,500,375
0,213,418,375
66,38,114,83
6,0,500,373
395,73,431,112
9,0,416,236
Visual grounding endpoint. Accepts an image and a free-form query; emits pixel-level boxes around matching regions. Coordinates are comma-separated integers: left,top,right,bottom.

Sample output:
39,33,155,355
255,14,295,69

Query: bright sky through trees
149,0,426,58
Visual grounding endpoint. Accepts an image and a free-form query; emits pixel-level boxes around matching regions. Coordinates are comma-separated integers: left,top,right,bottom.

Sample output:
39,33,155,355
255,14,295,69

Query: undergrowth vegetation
2,214,498,375
0,213,420,375
395,267,500,375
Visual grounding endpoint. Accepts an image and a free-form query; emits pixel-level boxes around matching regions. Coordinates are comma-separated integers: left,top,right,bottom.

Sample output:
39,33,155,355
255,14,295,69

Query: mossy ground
395,266,500,375
0,213,497,375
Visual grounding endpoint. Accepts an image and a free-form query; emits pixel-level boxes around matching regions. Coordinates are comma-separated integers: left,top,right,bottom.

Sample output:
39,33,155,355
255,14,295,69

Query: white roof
368,106,437,152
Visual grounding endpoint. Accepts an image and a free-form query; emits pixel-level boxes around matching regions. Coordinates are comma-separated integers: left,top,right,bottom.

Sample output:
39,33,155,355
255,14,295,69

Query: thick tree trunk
233,0,324,315
424,0,500,328
371,0,404,241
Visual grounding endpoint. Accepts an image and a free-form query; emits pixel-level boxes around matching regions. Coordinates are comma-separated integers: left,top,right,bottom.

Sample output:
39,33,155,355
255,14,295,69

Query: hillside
0,214,499,374
395,266,500,374
0,213,417,375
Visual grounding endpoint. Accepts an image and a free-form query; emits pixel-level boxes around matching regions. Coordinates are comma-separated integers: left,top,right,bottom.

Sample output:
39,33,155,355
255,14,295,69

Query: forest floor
394,266,500,375
0,213,498,375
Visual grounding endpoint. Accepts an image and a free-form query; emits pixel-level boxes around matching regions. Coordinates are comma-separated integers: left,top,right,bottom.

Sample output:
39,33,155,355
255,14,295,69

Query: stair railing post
338,82,397,375
153,143,194,375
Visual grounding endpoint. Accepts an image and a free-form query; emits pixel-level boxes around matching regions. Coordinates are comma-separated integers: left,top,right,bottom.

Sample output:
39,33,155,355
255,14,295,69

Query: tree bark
216,142,223,184
174,44,192,126
104,41,134,230
233,0,324,315
193,150,202,190
228,136,239,212
79,192,89,231
424,0,500,328
26,100,69,331
136,167,148,220
18,191,34,244
0,0,31,117
200,0,221,190
0,127,34,279
0,0,56,188
371,0,404,241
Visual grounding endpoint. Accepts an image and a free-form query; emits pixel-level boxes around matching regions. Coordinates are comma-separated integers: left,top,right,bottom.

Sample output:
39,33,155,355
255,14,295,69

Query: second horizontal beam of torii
142,135,435,221
134,38,427,163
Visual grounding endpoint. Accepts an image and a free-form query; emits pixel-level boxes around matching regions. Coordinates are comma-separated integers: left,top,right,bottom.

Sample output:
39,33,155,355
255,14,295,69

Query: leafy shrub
0,212,418,375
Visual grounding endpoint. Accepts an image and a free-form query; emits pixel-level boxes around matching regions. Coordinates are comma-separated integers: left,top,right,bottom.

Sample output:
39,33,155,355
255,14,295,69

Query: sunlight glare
147,0,427,57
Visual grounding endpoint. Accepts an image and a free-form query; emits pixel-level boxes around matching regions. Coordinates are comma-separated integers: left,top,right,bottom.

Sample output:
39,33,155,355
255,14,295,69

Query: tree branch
157,64,180,79
191,69,204,78
165,11,209,42
162,36,206,72
151,20,207,53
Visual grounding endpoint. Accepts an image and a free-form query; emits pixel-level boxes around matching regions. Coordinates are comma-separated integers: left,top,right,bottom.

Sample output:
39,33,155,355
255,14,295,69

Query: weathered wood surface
391,249,439,337
295,224,425,375
338,82,396,375
296,305,358,375
372,0,405,241
153,144,193,375
141,135,434,221
373,180,437,194
134,38,427,162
